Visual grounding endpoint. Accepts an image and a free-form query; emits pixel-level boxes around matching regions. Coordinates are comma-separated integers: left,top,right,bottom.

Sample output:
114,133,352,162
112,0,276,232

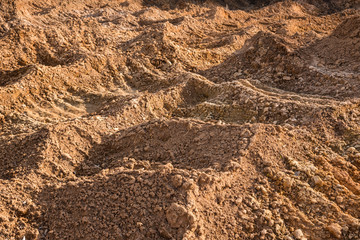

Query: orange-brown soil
0,0,360,239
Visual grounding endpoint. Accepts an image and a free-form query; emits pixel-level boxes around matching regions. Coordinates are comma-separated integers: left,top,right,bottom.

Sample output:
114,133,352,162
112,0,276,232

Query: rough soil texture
0,0,360,239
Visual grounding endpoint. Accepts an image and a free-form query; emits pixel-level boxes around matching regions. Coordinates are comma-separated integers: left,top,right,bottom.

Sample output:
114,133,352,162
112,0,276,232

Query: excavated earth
0,0,360,239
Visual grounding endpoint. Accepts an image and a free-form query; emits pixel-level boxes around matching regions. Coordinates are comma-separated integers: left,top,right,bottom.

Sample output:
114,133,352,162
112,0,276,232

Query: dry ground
0,0,360,239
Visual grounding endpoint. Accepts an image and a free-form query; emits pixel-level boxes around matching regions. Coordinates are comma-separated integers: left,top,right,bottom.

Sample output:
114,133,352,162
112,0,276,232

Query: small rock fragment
198,172,212,185
347,147,356,153
283,76,291,81
158,226,173,239
283,177,293,191
327,223,342,239
312,176,323,187
171,174,183,188
235,197,243,206
336,196,343,204
166,203,196,229
224,161,241,172
293,229,304,239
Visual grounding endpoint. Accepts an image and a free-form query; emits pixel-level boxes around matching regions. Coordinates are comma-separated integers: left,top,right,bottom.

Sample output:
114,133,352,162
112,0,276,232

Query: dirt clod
327,223,343,239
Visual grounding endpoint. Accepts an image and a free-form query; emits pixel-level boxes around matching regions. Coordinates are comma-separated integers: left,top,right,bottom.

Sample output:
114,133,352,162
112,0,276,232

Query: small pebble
336,196,343,204
312,176,323,187
327,223,342,238
283,177,293,190
293,229,304,239
283,76,291,81
347,147,356,153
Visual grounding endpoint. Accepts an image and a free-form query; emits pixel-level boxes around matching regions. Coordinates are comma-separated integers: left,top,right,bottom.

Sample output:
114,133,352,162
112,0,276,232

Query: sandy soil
0,0,360,239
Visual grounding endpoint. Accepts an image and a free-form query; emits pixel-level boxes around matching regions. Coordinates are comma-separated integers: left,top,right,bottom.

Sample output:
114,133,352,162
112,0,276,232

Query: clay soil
0,0,360,239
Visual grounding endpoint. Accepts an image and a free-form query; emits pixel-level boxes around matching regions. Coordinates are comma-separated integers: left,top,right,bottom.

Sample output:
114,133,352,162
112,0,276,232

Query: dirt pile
0,0,360,239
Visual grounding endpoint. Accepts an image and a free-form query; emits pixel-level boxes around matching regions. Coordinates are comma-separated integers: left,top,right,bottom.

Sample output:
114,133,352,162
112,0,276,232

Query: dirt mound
307,15,360,71
203,12,360,99
0,0,360,239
